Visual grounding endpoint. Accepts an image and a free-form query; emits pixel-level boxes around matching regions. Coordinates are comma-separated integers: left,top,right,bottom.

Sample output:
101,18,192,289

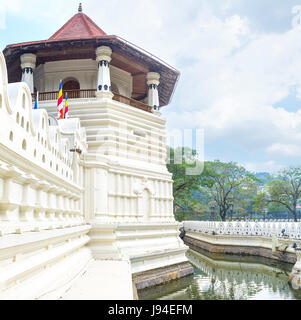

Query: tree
166,147,211,220
260,166,301,222
205,160,259,221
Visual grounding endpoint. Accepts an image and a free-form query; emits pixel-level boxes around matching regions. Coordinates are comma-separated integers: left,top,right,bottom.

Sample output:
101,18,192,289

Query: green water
138,248,301,300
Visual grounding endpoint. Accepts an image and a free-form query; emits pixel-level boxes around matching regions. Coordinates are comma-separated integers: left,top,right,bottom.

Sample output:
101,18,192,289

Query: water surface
138,248,301,300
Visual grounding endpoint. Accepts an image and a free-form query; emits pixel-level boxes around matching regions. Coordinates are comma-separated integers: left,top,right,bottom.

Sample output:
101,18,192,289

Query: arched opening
22,94,26,109
63,78,80,98
22,139,26,150
142,189,151,220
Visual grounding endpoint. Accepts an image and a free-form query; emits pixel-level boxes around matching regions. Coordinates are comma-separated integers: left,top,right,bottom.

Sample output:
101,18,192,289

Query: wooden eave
3,36,180,107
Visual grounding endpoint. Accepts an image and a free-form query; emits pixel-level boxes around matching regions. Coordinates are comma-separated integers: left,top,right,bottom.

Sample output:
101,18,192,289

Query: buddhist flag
64,93,69,119
57,80,63,119
34,91,39,109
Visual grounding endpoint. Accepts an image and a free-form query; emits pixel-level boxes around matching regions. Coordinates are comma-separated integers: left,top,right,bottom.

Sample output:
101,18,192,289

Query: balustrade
183,220,301,240
31,90,153,113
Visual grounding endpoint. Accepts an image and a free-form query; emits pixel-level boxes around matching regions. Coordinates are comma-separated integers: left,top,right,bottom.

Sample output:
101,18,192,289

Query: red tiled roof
49,12,107,40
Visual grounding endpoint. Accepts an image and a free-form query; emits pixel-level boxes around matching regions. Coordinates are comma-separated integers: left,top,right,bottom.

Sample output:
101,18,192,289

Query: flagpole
63,92,66,119
34,91,39,109
57,79,63,120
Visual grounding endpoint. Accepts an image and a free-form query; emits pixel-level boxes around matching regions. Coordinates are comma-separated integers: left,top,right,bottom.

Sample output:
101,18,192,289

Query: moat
138,248,301,300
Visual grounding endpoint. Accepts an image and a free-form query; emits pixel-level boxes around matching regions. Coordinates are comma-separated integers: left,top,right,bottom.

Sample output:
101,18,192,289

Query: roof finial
78,3,82,13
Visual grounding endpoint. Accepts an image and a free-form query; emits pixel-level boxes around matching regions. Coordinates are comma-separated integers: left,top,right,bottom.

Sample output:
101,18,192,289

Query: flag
34,91,39,109
57,80,63,119
64,93,69,119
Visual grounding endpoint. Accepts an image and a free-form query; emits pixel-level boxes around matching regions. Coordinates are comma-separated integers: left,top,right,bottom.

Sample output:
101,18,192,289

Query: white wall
0,49,91,298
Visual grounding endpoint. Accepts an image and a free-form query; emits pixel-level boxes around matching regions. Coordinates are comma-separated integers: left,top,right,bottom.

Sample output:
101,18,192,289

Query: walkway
58,260,134,300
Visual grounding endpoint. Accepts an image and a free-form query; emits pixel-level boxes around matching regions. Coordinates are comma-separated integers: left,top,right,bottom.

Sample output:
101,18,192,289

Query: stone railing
31,89,96,101
183,221,301,240
31,90,153,113
112,91,152,113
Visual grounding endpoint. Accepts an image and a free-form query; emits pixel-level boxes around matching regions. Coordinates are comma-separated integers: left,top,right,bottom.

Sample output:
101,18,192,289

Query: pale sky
1,0,301,173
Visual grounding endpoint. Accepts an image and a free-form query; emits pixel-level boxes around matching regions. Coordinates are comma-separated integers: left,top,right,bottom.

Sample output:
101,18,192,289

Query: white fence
183,221,301,240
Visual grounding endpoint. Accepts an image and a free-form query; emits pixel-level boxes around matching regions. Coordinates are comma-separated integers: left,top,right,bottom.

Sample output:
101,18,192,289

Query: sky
1,0,301,173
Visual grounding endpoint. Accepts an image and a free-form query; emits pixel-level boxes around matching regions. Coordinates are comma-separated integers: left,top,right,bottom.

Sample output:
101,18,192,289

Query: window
63,78,80,98
22,139,26,150
133,130,146,138
22,94,26,109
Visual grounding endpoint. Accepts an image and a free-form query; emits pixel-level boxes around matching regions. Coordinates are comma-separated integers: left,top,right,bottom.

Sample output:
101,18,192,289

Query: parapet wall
0,48,91,299
183,221,301,265
0,48,88,236
184,221,301,239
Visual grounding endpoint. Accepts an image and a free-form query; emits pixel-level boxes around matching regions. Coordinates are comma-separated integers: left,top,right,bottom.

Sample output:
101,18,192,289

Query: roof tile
49,12,107,40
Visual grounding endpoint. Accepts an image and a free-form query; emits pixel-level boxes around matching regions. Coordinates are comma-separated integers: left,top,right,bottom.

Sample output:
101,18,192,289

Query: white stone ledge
115,230,180,240
116,222,180,229
0,247,92,300
0,220,85,236
0,235,90,291
0,225,91,253
129,247,188,261
186,231,296,253
130,247,189,274
0,200,81,213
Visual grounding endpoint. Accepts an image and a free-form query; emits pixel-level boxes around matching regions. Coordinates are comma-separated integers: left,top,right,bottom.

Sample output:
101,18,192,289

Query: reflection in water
138,248,301,300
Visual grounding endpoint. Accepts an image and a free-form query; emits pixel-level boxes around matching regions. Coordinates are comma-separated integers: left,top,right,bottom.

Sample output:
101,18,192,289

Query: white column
96,46,113,99
94,168,108,218
20,53,36,93
147,72,160,112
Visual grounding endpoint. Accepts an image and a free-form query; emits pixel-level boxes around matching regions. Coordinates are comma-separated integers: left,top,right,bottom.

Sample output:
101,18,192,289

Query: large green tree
167,148,261,221
204,161,259,221
258,166,301,222
166,147,211,219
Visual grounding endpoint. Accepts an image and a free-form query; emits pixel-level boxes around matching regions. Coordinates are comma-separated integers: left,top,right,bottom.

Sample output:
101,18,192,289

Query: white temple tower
3,5,192,291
